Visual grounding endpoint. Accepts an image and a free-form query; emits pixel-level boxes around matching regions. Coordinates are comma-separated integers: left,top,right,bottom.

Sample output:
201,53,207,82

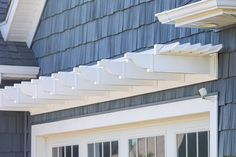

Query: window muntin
88,141,119,157
52,145,79,157
129,136,165,157
177,131,209,157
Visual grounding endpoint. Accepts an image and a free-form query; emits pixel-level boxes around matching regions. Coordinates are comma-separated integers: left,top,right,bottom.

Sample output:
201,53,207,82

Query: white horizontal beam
52,72,129,91
98,59,184,80
78,66,155,86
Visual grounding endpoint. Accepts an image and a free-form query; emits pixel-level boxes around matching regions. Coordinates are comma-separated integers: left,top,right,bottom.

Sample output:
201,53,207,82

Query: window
88,141,119,157
129,136,165,157
52,145,79,157
177,131,209,157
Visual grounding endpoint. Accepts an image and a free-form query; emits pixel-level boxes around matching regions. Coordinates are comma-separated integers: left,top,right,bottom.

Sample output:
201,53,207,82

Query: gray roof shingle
0,33,37,66
0,0,10,22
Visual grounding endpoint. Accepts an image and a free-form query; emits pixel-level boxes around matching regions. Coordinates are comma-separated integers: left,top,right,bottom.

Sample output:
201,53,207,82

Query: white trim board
31,96,218,157
0,0,47,47
0,65,39,82
155,0,236,29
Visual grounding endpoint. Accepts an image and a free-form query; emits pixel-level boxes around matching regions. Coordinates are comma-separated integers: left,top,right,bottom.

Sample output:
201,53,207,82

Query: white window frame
32,96,218,157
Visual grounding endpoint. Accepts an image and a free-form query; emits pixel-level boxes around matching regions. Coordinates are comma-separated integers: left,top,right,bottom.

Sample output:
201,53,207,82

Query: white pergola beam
98,59,184,81
78,66,155,86
52,72,129,91
0,42,222,111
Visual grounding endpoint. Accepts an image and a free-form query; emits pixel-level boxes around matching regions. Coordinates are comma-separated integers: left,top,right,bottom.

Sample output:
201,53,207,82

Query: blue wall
32,0,201,75
0,111,30,157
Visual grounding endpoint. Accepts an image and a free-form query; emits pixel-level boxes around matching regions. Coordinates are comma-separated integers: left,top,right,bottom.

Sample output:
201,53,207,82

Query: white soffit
155,0,236,29
0,42,222,114
0,65,39,81
0,0,47,47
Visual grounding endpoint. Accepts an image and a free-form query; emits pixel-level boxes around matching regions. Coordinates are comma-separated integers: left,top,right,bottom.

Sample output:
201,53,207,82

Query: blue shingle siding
32,0,203,75
0,112,30,157
0,33,37,66
28,0,235,157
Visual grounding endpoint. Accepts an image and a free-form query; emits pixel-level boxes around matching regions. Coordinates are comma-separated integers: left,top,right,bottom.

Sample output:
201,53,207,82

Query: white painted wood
0,0,47,47
78,65,155,86
0,65,39,82
31,96,217,157
0,43,221,111
52,72,129,91
98,59,184,80
155,0,236,28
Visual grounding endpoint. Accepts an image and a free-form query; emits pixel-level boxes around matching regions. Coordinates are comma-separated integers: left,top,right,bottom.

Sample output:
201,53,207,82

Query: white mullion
94,143,96,157
64,147,66,157
145,138,147,157
57,147,59,157
186,134,188,157
155,137,157,157
196,133,199,157
110,142,112,157
71,146,72,157
208,132,210,157
102,142,104,157
136,139,138,157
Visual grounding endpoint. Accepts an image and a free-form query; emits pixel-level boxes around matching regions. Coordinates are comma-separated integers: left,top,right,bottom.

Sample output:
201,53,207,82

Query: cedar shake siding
0,111,30,157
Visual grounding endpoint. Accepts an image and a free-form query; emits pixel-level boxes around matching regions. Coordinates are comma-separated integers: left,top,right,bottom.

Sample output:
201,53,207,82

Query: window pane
156,136,165,157
147,137,155,157
129,139,137,157
95,143,102,157
73,145,79,157
198,131,209,157
187,133,197,157
138,138,145,157
177,134,186,157
59,147,65,157
103,142,110,157
111,141,118,157
52,147,58,157
66,146,71,157
88,144,94,157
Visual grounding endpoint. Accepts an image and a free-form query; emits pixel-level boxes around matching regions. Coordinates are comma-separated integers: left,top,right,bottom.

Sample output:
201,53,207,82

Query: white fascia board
0,0,47,47
0,0,19,40
0,65,39,80
32,96,217,136
155,0,236,28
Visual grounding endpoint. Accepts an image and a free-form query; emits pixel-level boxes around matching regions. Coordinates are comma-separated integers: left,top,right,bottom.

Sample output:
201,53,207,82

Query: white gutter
156,0,236,28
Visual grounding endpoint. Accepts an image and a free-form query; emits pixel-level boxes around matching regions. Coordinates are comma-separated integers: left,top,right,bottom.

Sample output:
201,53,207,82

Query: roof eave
155,0,236,29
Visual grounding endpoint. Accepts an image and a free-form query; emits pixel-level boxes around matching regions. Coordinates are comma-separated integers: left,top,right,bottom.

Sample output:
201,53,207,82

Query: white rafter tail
158,42,180,54
171,43,191,54
206,44,223,55
53,72,129,91
78,65,154,86
51,81,107,97
13,84,65,105
99,59,184,81
0,93,30,110
153,55,211,74
52,72,77,88
125,52,154,70
30,79,79,100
